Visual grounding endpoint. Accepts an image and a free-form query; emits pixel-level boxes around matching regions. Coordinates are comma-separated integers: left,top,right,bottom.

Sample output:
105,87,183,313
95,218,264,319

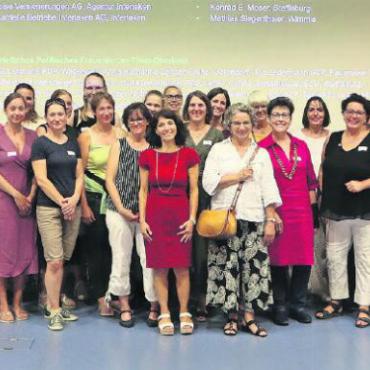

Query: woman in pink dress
0,93,38,323
259,97,318,326
139,110,200,335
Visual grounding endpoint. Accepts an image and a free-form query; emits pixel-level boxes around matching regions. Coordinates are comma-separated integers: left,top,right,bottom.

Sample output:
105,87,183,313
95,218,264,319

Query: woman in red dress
139,110,200,335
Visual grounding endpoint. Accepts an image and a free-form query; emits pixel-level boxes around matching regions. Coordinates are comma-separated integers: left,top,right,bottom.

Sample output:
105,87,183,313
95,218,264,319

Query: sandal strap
179,312,192,319
358,308,370,315
120,309,132,314
158,313,171,320
245,319,257,326
329,301,342,311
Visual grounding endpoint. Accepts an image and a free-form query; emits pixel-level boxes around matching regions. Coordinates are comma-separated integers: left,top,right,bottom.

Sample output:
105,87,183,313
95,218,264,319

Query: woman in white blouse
203,103,282,337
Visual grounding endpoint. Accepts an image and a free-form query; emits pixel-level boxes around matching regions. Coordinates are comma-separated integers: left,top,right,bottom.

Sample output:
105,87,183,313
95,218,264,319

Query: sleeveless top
321,130,370,220
106,138,148,214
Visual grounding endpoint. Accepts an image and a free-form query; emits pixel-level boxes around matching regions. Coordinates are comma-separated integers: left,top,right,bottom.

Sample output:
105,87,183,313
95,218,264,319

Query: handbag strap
229,145,259,211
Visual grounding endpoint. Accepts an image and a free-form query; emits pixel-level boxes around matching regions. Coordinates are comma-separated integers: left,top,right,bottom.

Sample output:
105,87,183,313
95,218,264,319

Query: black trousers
80,192,112,301
271,265,311,310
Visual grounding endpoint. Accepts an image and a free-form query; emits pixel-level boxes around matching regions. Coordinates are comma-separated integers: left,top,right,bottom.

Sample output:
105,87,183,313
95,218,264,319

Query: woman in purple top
0,93,38,323
259,97,319,326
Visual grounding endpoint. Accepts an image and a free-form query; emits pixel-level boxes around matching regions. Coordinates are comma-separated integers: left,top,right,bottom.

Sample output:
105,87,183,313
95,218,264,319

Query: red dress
139,147,200,268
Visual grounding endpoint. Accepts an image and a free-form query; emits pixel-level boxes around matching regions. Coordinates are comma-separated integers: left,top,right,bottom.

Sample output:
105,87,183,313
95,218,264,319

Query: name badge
7,151,17,157
80,127,88,132
203,140,212,145
358,146,368,152
67,151,76,156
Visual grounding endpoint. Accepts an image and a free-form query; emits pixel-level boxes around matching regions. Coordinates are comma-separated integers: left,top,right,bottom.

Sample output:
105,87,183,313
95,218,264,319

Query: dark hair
14,82,39,122
341,93,370,120
90,92,115,114
207,87,231,110
148,109,186,147
51,89,72,101
144,90,163,102
83,72,107,89
267,96,295,116
44,98,67,116
182,90,213,124
302,96,330,128
3,92,26,111
122,102,152,131
14,82,35,95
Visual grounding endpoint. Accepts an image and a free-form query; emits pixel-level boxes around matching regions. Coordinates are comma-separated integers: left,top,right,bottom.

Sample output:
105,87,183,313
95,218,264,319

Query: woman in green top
183,90,224,321
78,92,125,315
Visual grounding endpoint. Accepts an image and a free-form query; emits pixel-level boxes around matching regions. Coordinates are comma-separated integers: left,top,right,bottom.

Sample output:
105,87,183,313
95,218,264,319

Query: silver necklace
155,150,180,194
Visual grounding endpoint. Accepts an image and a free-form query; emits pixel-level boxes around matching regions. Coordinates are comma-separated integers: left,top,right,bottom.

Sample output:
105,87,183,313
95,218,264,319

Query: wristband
189,217,196,225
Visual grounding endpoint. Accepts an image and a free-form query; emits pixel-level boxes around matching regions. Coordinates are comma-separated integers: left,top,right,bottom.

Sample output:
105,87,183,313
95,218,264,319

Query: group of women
0,72,369,336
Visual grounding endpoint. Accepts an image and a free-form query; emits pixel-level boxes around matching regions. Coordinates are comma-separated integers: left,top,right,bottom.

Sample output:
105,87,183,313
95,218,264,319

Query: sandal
14,308,29,321
223,319,238,336
0,311,15,323
179,312,194,335
158,313,174,336
241,319,267,337
119,310,134,328
355,308,370,329
315,301,343,320
147,309,159,328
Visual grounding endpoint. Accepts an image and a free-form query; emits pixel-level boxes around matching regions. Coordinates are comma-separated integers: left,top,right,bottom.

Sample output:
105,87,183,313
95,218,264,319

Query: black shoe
119,310,135,328
289,308,312,324
273,306,289,326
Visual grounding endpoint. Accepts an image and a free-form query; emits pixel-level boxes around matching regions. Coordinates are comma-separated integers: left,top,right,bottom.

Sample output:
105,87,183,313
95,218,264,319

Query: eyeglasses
344,110,366,116
270,112,290,119
165,94,183,101
128,118,145,125
45,98,66,110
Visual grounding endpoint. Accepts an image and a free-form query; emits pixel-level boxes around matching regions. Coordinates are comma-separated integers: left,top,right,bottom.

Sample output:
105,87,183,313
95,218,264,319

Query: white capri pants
326,218,370,306
106,209,156,302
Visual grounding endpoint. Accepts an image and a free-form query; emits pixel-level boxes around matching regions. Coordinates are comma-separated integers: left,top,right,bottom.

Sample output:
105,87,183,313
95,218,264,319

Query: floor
1,304,369,370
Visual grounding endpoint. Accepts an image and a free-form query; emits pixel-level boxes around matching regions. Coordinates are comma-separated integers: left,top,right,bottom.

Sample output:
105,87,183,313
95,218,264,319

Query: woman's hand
61,196,78,220
237,167,253,182
140,221,152,241
177,220,194,243
263,221,276,245
13,192,31,216
81,203,96,224
120,208,139,223
345,180,364,193
274,213,283,234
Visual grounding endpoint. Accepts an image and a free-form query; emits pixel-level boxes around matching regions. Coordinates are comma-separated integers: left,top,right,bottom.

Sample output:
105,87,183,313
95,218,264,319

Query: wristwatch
189,217,196,225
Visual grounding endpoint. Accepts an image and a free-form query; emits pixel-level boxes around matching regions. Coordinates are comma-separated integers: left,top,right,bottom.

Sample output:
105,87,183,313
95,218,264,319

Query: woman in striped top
105,103,157,328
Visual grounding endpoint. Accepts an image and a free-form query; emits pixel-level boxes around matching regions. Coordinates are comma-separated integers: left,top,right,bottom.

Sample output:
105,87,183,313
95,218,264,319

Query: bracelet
189,217,196,225
265,217,277,224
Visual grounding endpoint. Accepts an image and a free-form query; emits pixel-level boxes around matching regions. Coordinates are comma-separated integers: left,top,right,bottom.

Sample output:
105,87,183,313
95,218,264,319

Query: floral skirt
206,221,273,314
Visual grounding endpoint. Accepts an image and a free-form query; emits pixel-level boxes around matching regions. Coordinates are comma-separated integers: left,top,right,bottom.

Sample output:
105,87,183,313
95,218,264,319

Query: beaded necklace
155,149,180,193
271,143,298,180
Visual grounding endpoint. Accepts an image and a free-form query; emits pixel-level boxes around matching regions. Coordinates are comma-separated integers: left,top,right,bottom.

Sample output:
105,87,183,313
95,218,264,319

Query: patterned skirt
206,220,273,314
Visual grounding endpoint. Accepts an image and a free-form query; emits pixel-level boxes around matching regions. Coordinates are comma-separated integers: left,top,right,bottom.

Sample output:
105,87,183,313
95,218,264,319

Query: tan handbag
196,146,259,239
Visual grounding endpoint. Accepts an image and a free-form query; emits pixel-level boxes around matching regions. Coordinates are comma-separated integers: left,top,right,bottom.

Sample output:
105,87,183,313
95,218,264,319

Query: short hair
83,72,107,89
148,109,187,147
51,89,72,101
144,89,163,102
44,98,67,116
90,92,115,114
302,96,330,128
224,103,251,127
182,90,213,124
341,93,370,120
207,87,231,110
3,92,26,111
267,97,295,116
122,102,152,131
247,90,269,107
14,82,35,96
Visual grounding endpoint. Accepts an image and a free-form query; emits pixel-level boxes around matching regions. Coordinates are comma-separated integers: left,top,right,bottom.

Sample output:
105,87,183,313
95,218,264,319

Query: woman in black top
316,94,370,328
32,98,83,331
